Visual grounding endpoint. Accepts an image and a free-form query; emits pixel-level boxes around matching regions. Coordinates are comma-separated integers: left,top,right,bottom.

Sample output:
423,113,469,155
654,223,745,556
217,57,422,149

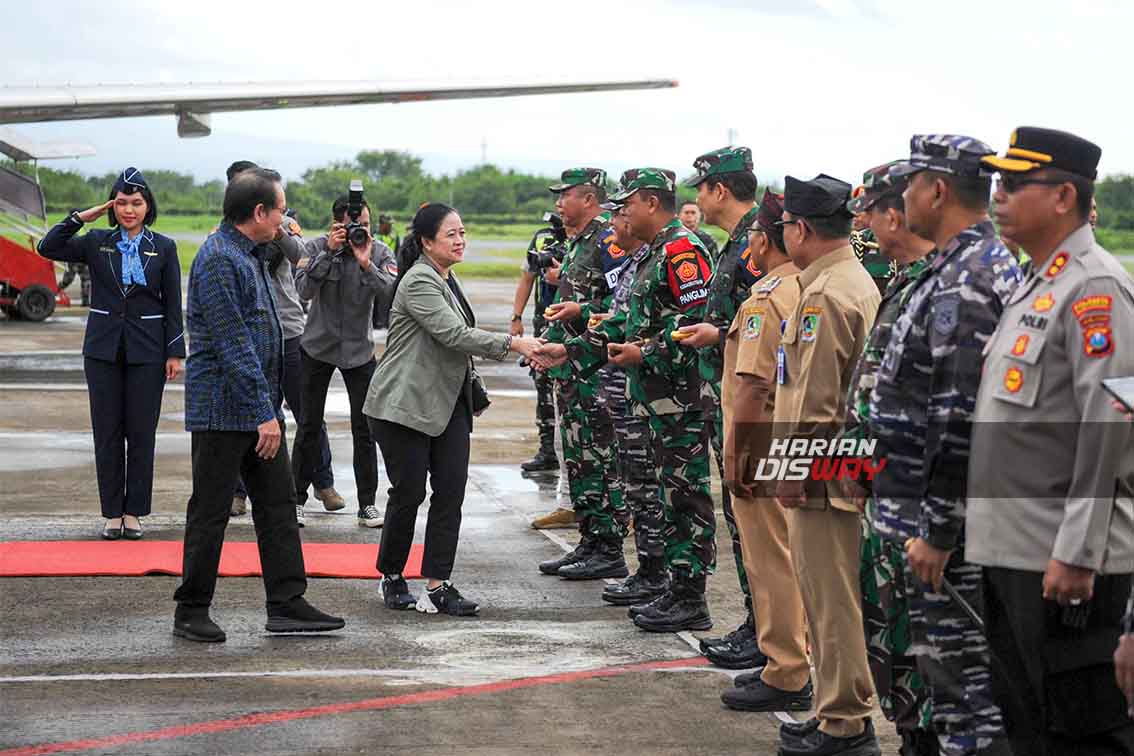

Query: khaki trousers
732,493,809,691
788,505,875,738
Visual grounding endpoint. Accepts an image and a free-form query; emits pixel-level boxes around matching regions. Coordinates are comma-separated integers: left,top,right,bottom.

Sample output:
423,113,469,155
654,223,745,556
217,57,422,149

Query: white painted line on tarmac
0,668,416,684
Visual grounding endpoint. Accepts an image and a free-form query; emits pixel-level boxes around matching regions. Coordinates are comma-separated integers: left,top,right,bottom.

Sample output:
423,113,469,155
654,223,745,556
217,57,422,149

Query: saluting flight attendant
38,168,185,540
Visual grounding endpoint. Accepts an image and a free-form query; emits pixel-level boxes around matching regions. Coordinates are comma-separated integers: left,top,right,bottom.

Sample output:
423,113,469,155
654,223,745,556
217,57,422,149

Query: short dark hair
928,170,991,212
802,212,853,240
706,172,758,202
1042,168,1095,220
680,200,700,211
223,168,282,224
761,224,786,255
106,183,158,228
639,189,676,213
871,191,905,214
332,194,372,222
225,160,259,182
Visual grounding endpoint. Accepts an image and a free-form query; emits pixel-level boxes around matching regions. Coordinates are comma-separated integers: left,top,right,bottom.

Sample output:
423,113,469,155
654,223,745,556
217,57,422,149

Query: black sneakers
417,582,479,617
381,574,418,610
601,560,670,605
779,718,880,756
721,677,813,712
265,597,346,633
173,607,226,643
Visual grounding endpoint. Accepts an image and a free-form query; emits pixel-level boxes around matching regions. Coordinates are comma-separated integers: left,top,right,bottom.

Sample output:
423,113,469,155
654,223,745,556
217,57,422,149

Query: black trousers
83,355,166,518
369,400,470,581
984,566,1134,756
174,428,307,609
235,336,332,499
292,349,377,510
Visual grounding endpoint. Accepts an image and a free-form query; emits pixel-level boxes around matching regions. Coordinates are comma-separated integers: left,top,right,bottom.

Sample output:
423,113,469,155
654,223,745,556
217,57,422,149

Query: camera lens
348,225,369,248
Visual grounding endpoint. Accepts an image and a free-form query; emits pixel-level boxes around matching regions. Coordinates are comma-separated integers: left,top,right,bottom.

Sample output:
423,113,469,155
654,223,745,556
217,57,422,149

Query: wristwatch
511,313,523,322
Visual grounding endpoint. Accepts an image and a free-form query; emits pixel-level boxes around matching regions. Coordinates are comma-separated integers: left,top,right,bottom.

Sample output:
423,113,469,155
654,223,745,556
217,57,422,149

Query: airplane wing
0,79,678,137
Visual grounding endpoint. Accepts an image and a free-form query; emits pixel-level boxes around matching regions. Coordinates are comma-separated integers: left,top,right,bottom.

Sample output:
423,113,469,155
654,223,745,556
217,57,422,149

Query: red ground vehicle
0,165,70,321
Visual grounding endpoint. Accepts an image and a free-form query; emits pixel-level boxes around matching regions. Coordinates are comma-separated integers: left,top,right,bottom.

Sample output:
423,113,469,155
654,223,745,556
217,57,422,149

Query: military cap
846,160,906,214
684,146,755,187
890,134,994,180
781,173,853,219
981,127,1101,180
753,188,785,234
548,167,606,193
609,168,677,202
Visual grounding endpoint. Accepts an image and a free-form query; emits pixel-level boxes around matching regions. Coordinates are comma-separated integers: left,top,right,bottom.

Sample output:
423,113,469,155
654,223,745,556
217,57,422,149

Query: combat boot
538,537,595,575
601,557,669,605
705,622,768,670
632,576,712,633
628,590,675,620
520,435,558,472
558,539,629,580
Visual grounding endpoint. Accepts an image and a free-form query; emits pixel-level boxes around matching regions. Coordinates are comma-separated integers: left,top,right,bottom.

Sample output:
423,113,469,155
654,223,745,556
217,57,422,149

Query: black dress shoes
779,718,880,756
265,597,346,633
721,678,813,712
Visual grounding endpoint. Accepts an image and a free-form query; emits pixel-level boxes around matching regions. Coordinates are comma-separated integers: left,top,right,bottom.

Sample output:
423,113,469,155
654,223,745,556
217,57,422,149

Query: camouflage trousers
904,543,1005,756
599,366,664,560
711,405,752,622
555,377,628,542
647,409,715,580
860,509,932,738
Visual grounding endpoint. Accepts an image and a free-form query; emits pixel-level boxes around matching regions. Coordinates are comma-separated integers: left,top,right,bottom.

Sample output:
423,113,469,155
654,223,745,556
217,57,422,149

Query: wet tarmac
0,279,899,755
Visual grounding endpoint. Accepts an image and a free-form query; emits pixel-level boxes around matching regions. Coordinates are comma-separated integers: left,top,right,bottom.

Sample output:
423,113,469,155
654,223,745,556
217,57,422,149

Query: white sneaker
231,497,247,516
357,505,383,528
296,504,305,528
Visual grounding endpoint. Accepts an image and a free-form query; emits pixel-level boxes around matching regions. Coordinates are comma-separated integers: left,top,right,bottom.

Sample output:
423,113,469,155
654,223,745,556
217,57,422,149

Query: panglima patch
1011,334,1030,356
1004,366,1024,393
676,260,699,282
743,310,765,340
1084,326,1114,358
800,307,821,343
1045,252,1069,278
1032,292,1055,313
1072,294,1113,320
664,237,694,256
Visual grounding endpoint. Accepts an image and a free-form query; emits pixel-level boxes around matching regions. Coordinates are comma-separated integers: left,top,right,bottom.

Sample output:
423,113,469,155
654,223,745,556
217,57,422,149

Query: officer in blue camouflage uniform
868,135,1021,756
597,197,671,606
843,162,939,756
537,168,632,581
539,168,717,631
674,147,766,668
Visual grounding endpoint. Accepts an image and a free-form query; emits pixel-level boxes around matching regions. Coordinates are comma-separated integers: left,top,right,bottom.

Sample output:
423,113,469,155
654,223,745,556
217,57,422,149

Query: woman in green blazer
363,203,544,616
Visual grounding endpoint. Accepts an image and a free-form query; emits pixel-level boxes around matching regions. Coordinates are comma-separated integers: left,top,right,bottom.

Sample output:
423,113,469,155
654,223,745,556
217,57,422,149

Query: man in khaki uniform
772,174,881,756
970,128,1134,755
716,188,812,713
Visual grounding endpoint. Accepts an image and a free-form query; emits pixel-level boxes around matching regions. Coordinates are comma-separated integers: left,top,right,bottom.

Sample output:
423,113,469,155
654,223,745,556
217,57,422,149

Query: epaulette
754,275,782,294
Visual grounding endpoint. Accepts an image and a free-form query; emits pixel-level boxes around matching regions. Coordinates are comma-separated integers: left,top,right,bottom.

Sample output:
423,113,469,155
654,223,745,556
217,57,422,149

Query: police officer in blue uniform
38,168,185,540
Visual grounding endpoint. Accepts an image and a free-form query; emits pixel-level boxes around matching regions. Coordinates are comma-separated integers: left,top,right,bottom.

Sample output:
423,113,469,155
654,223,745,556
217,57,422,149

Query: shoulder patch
665,236,695,256
1045,252,1069,279
800,306,821,343
665,242,711,312
933,294,960,335
741,306,765,341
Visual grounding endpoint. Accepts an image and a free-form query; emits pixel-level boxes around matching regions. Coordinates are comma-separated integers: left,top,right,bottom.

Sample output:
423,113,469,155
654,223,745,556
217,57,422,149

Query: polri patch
800,306,821,343
1072,294,1112,321
1083,325,1114,358
1032,292,1055,312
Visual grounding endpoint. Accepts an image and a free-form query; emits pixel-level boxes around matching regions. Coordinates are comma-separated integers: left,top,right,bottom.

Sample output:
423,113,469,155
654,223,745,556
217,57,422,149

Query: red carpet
0,541,423,579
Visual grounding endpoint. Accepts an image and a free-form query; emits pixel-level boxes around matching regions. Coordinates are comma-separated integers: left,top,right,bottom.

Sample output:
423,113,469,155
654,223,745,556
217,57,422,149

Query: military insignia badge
1072,294,1112,320
1004,366,1024,393
800,307,821,343
1011,334,1029,356
676,260,699,282
1045,252,1069,278
1032,292,1055,312
934,295,960,335
743,310,764,341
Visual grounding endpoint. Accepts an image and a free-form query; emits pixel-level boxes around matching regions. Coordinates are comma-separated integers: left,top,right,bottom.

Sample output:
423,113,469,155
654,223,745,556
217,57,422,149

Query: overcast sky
4,0,1130,188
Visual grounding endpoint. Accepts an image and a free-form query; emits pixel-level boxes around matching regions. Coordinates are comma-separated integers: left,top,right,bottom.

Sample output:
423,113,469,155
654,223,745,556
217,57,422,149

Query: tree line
7,151,1134,231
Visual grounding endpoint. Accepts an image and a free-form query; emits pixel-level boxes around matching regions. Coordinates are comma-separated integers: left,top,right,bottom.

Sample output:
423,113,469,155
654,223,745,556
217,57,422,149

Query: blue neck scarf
117,228,147,286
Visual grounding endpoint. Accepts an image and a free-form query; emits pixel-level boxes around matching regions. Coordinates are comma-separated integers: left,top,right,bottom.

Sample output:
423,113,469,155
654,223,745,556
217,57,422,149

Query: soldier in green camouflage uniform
536,168,631,581
674,147,766,667
540,168,716,632
843,162,939,756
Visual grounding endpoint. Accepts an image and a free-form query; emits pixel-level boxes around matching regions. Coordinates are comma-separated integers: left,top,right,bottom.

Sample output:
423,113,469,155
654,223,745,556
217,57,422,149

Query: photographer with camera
293,183,396,528
512,213,567,483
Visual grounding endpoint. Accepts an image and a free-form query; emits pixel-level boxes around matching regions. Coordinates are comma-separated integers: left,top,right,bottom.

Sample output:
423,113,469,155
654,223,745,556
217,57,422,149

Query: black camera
526,212,568,273
345,179,370,248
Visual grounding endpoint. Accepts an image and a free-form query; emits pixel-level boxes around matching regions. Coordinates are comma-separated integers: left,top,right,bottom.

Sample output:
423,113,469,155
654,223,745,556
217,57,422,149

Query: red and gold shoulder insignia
1032,292,1055,313
1045,252,1069,279
664,236,695,256
1004,366,1024,393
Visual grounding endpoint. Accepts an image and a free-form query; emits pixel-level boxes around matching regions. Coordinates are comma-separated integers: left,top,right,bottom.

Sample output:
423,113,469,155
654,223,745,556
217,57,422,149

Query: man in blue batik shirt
173,168,344,644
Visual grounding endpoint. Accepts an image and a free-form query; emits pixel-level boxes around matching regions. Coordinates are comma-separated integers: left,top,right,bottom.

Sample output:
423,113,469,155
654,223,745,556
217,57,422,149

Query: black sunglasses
997,175,1068,194
775,218,801,227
